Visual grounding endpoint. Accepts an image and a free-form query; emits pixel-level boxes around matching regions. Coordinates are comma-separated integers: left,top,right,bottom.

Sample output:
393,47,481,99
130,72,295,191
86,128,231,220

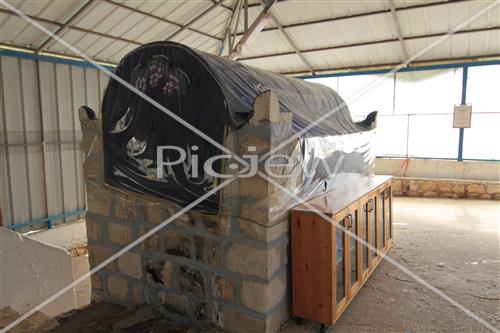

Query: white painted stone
26,220,87,252
0,227,77,317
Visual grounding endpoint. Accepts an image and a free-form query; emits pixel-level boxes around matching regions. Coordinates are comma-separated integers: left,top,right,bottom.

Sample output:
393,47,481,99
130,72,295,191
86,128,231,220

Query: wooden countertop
292,175,393,216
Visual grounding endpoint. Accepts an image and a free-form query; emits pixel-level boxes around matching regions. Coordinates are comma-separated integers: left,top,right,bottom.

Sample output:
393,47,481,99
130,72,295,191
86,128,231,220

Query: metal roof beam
36,0,96,53
104,0,221,41
218,0,240,55
238,26,500,61
220,1,275,12
0,8,142,48
228,0,277,60
265,5,315,74
282,54,500,77
233,0,468,37
165,0,224,40
0,42,115,67
389,0,410,60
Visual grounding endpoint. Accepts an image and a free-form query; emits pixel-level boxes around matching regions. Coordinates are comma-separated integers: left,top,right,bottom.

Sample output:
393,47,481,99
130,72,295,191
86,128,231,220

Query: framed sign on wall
453,104,472,128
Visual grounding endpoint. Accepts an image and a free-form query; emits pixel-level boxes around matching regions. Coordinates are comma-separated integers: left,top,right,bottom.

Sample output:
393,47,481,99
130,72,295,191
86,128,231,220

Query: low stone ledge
392,177,500,200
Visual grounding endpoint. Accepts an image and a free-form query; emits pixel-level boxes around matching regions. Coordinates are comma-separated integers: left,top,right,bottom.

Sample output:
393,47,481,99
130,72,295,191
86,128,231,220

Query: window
462,114,500,160
394,69,462,115
407,115,459,159
337,74,394,117
307,74,395,117
308,76,338,91
466,65,500,113
304,65,500,160
375,115,408,157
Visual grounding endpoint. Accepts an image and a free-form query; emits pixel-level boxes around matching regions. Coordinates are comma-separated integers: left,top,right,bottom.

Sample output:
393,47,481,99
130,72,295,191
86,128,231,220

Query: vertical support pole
457,66,468,161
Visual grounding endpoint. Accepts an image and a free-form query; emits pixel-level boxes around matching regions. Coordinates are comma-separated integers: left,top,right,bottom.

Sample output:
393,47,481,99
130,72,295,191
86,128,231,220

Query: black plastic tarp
101,41,376,216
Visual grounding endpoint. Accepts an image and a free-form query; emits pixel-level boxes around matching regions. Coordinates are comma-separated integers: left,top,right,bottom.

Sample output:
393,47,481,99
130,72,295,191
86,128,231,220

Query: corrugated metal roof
1,0,499,75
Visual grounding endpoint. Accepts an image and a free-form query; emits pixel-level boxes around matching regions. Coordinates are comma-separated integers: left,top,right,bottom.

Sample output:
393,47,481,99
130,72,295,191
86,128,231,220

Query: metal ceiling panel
163,0,209,24
120,0,162,13
134,21,174,44
1,0,499,75
46,28,86,54
71,1,115,30
0,15,55,47
95,39,131,62
190,5,228,31
271,0,390,26
406,29,500,62
303,41,405,72
84,35,121,59
91,6,131,34
239,29,293,57
0,1,48,18
111,43,137,63
35,0,81,23
136,0,185,22
68,33,103,56
276,11,398,51
241,52,304,73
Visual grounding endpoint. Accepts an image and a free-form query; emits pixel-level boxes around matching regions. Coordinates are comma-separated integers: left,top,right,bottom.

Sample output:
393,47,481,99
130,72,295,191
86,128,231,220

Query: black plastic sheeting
101,42,376,216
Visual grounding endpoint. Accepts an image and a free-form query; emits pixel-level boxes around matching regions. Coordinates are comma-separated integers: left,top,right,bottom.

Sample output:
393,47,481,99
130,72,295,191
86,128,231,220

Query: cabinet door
377,189,386,251
361,200,370,277
347,206,361,297
370,194,381,266
333,215,348,315
384,185,393,246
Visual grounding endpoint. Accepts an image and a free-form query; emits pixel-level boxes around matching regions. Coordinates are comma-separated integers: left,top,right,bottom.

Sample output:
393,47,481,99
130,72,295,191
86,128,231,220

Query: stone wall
391,177,500,200
79,92,291,333
85,199,289,332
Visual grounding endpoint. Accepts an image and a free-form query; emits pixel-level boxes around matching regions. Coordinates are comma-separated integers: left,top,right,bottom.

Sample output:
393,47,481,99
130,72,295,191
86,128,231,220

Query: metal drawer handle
364,199,374,212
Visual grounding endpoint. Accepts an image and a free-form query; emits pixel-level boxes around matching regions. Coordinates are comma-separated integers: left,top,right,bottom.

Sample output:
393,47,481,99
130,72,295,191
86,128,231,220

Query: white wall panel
20,59,46,223
55,64,78,222
84,68,100,117
38,61,64,219
1,57,31,226
71,67,86,210
0,55,106,230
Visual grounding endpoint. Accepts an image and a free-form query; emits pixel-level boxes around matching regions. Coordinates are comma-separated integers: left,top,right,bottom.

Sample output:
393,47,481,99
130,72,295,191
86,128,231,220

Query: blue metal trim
457,66,468,161
461,66,469,105
297,59,500,79
8,209,86,230
0,48,116,72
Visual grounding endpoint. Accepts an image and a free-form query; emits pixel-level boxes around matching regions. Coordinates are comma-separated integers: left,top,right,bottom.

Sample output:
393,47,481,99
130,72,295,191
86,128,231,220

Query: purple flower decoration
148,63,163,87
163,75,180,95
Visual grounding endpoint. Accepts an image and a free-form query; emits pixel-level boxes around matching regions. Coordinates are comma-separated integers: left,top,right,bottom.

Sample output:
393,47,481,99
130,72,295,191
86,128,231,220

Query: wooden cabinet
291,176,393,330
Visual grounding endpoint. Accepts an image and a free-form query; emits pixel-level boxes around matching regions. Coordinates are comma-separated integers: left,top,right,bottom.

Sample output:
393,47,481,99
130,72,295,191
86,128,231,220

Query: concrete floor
282,197,500,333
55,197,500,333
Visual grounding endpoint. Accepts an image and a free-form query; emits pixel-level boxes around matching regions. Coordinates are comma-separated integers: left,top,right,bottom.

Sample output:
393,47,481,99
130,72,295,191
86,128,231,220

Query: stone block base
88,208,290,332
79,92,293,332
